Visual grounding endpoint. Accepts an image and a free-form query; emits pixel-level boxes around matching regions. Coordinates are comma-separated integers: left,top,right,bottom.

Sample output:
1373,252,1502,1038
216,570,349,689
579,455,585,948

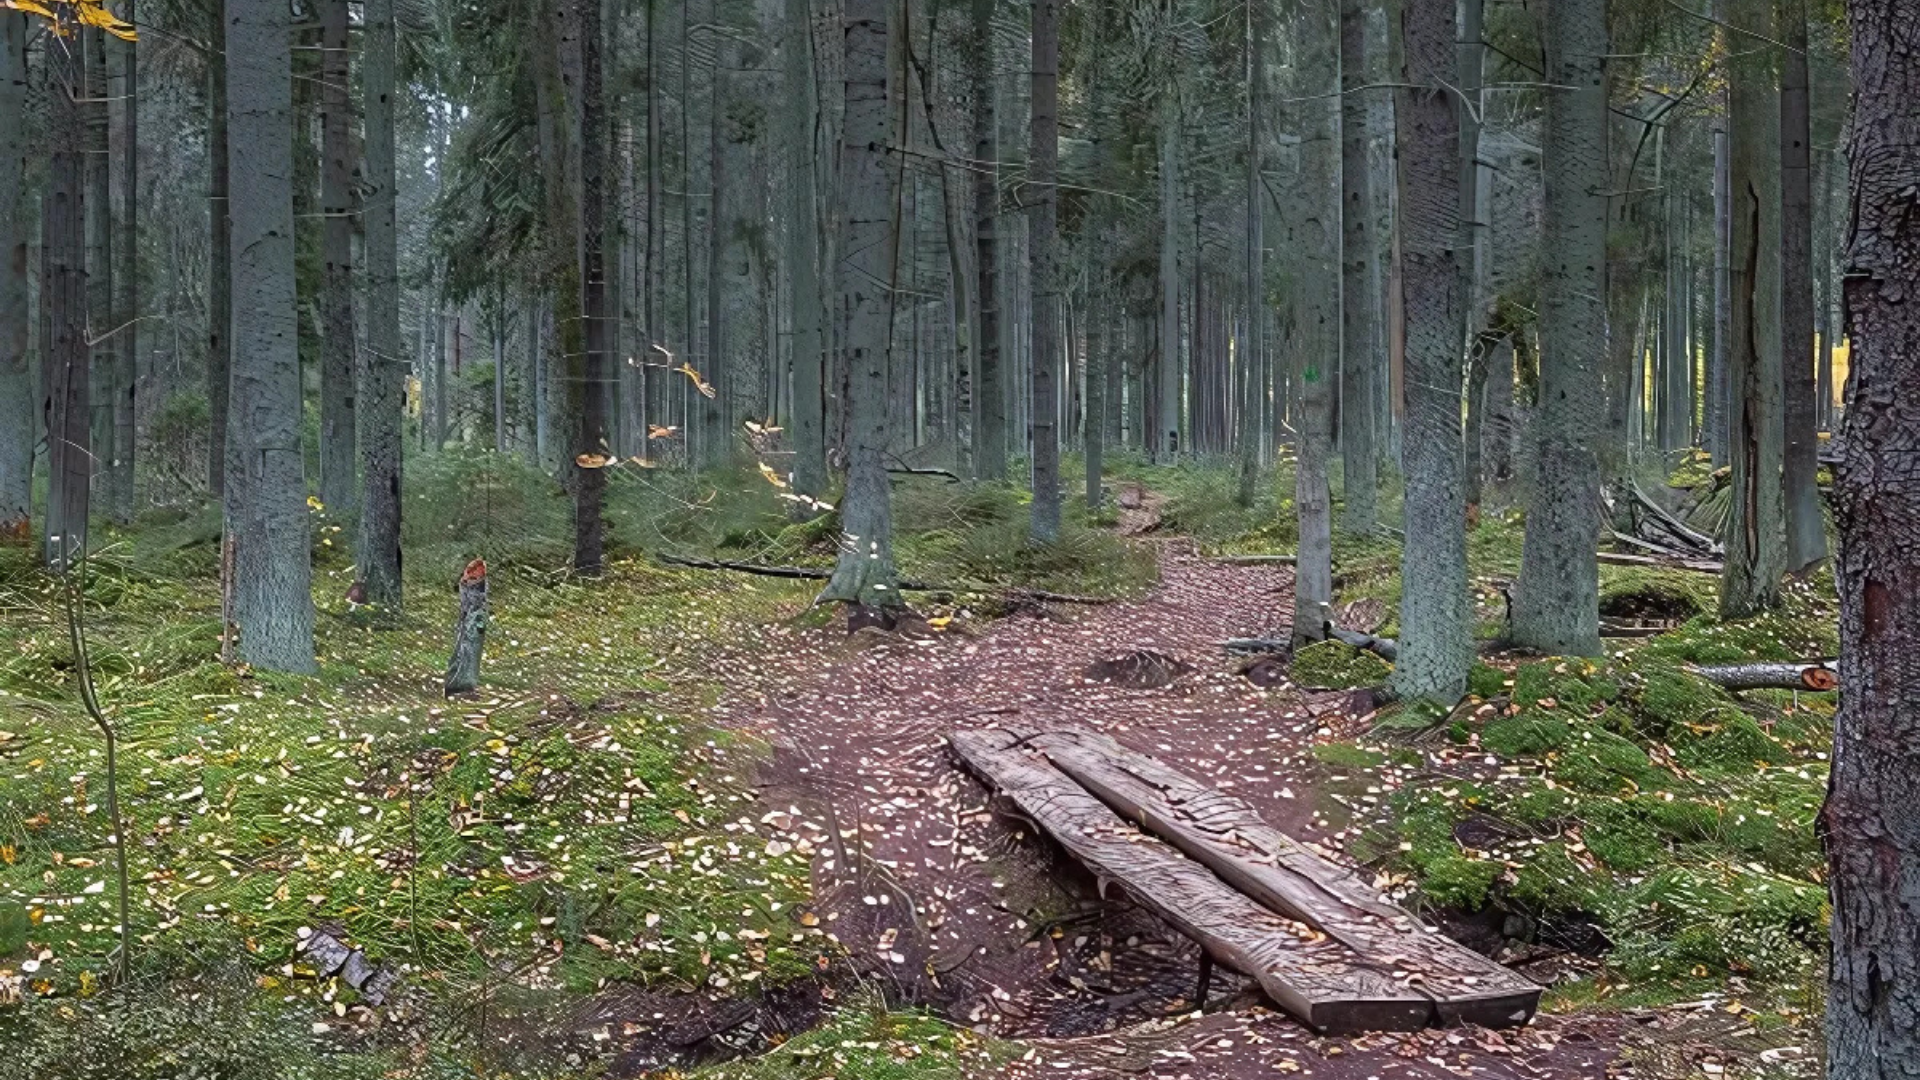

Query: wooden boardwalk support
951,725,1541,1033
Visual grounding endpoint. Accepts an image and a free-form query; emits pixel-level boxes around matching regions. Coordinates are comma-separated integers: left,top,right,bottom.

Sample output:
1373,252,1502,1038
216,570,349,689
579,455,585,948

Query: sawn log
1026,727,1539,1028
950,727,1436,1033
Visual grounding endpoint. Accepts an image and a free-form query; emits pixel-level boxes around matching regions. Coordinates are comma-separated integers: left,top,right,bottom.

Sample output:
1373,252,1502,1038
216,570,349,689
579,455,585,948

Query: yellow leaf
676,363,717,399
75,0,137,39
3,0,57,20
757,462,789,489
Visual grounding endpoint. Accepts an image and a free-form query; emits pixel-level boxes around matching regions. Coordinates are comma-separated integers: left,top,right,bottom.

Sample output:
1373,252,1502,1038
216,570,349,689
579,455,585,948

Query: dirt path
703,542,1622,1079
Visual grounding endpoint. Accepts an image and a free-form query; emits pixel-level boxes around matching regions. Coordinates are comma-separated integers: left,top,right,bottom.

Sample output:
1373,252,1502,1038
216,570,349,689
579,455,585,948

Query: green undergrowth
0,532,826,1062
1338,652,1832,995
1290,640,1392,690
675,998,1015,1080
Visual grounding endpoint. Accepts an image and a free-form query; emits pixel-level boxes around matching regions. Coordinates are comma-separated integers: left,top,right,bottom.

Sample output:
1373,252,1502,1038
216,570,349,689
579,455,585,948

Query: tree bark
1707,123,1729,465
1823,4,1920,1069
1720,0,1787,618
208,2,231,501
226,0,316,672
1292,15,1339,649
319,0,357,517
1511,0,1605,658
444,559,489,696
358,0,403,609
86,28,116,526
785,0,827,506
1027,0,1060,542
1157,95,1181,462
111,11,138,523
820,0,902,610
969,0,1004,481
574,0,610,573
44,11,89,570
1778,0,1824,572
1387,0,1470,701
1236,0,1265,508
1338,0,1378,534
0,11,26,543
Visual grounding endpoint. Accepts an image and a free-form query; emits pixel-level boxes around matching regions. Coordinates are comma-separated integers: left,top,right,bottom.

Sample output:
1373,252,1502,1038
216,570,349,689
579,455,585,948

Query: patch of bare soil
689,541,1624,1078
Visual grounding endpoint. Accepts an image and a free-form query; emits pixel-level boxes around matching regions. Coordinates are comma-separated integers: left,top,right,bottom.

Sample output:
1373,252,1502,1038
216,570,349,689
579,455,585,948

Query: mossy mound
1290,640,1392,689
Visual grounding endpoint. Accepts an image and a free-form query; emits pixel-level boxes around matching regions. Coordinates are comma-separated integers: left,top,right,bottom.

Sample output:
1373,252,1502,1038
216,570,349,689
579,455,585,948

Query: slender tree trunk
970,0,1004,481
786,0,827,504
1462,330,1492,512
44,16,89,570
0,12,27,543
534,0,585,482
319,0,356,515
112,9,138,522
1707,123,1729,464
1511,0,1604,657
1823,2,1920,1069
1028,0,1060,542
1388,0,1470,701
1236,0,1265,508
1720,0,1787,617
1157,95,1181,461
1814,148,1835,432
357,0,403,607
1455,0,1485,350
227,0,315,672
1339,0,1378,533
86,28,116,526
1292,15,1338,648
1483,333,1514,490
1779,0,1824,571
575,0,610,573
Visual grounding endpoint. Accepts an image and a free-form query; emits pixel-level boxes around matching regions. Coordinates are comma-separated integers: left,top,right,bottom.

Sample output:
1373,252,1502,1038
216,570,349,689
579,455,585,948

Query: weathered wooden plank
950,727,1436,1033
1026,727,1540,1028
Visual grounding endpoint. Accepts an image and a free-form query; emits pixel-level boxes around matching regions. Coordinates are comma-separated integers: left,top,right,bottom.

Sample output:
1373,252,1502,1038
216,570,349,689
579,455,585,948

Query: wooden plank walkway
951,725,1542,1033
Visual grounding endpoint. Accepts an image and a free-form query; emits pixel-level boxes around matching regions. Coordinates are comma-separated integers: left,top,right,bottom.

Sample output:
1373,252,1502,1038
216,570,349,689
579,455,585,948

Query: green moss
1418,855,1503,910
1467,662,1509,699
1673,712,1791,773
1482,711,1571,756
1312,741,1387,769
1510,843,1604,913
1290,640,1392,689
1631,664,1738,736
1551,728,1655,792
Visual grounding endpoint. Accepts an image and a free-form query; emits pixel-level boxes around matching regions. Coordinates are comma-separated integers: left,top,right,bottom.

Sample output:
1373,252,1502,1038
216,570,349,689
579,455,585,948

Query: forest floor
0,459,1836,1079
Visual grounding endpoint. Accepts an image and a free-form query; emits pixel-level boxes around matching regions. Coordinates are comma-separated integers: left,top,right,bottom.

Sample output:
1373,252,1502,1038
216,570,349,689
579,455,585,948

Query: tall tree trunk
1779,0,1824,571
1483,333,1514,490
971,0,1004,481
86,28,117,526
820,0,900,609
534,0,585,481
0,11,27,543
1707,123,1729,464
1028,0,1060,542
1510,0,1604,658
1236,0,1265,508
112,8,138,523
45,10,89,570
1814,146,1835,432
786,0,827,504
1338,0,1377,533
1455,0,1485,352
1157,95,1181,461
1720,0,1787,617
207,2,231,501
227,0,316,672
358,0,403,608
1292,14,1338,649
319,0,356,516
1823,1,1920,1068
1387,0,1470,702
575,0,610,574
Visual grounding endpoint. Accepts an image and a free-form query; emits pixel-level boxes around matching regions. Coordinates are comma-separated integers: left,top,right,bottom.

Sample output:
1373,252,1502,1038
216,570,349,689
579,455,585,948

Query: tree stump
443,558,487,697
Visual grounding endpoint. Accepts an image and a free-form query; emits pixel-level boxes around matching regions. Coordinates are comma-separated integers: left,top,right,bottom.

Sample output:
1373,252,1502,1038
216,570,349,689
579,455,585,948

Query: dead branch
1690,660,1839,691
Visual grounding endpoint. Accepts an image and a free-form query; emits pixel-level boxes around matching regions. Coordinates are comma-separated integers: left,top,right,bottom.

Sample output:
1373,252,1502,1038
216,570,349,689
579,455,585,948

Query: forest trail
698,541,1623,1079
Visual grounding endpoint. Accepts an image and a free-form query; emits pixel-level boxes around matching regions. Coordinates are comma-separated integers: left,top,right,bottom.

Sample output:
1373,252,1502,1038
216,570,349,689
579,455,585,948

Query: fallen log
1690,660,1839,691
1633,485,1723,556
1027,727,1540,1029
655,553,1115,604
1222,636,1292,655
950,727,1438,1033
298,927,401,1005
1596,550,1723,574
1213,553,1298,565
1327,626,1399,663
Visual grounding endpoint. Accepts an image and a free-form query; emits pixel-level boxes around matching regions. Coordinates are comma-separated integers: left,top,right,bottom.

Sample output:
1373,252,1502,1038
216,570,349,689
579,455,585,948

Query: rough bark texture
1778,0,1824,572
358,0,404,609
207,4,231,499
1511,0,1605,658
1027,0,1060,543
1824,2,1920,1069
1291,22,1338,650
1156,96,1181,462
784,0,826,505
820,0,902,609
443,559,489,696
319,0,357,517
1236,0,1264,508
0,12,27,543
1708,124,1729,465
574,0,610,574
1338,0,1377,534
112,14,138,523
970,0,1004,481
226,0,316,672
44,13,90,570
86,29,116,525
1720,0,1787,618
1387,0,1469,702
